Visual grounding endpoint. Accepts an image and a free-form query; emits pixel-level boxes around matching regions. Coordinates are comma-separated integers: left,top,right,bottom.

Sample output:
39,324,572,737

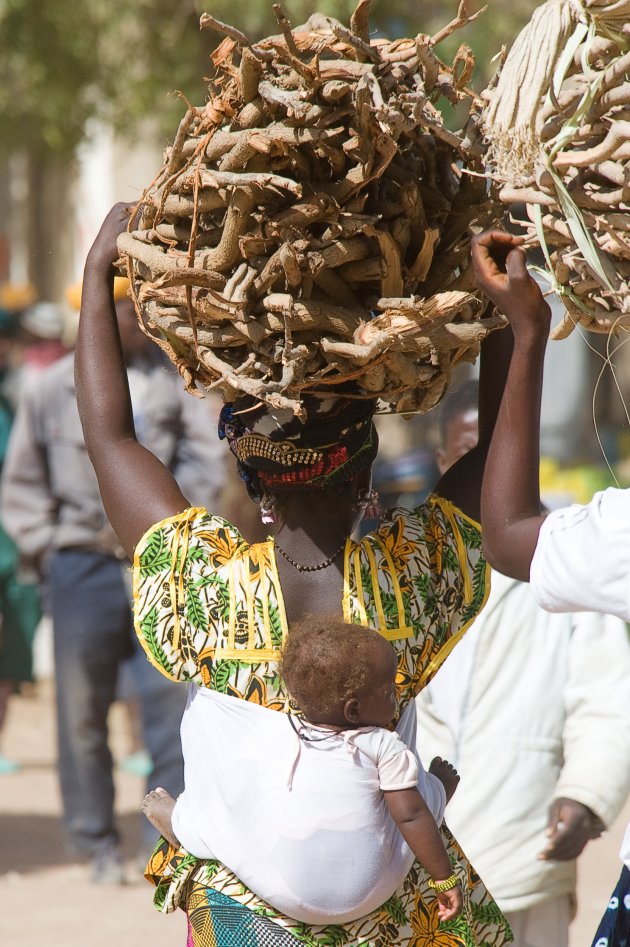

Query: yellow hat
0,281,37,312
65,276,131,311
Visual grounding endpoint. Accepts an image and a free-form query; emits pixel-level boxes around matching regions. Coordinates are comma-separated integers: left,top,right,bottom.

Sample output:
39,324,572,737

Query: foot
0,752,20,774
91,842,125,885
141,787,179,848
119,749,152,778
429,757,460,802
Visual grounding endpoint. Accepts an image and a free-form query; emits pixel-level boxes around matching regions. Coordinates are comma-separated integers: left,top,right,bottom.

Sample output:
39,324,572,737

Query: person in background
420,373,630,946
0,278,224,883
0,307,40,773
18,301,67,370
416,381,630,947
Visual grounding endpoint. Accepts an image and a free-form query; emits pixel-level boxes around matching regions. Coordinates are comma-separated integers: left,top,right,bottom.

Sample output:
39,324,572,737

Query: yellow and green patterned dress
133,495,512,947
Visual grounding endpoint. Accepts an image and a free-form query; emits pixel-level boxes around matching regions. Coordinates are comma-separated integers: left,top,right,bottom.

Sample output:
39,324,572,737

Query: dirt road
1,682,627,946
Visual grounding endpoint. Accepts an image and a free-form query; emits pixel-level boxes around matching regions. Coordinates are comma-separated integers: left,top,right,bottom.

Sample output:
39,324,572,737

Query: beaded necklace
273,537,346,572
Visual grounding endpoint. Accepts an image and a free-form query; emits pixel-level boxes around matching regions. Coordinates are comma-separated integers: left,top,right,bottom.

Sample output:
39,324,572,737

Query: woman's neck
272,491,357,554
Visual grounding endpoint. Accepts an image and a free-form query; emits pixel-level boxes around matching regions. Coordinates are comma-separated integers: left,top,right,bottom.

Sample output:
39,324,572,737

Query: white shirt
172,687,446,924
531,489,630,621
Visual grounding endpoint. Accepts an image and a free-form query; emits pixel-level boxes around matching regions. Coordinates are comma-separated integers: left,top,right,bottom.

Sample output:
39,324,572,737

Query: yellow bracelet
427,872,459,893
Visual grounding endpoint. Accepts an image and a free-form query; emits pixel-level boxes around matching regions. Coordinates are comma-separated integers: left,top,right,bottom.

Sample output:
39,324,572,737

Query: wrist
511,329,548,356
84,249,117,281
427,871,459,893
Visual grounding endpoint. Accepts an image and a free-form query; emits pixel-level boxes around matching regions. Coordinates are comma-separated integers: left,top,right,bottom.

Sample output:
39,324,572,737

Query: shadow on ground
1,811,143,874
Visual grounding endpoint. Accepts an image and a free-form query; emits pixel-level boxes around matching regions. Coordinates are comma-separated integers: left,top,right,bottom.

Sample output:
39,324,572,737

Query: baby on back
143,617,462,924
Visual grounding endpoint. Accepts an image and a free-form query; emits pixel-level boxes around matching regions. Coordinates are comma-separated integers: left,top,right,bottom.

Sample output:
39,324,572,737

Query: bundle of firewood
483,0,630,339
118,1,502,416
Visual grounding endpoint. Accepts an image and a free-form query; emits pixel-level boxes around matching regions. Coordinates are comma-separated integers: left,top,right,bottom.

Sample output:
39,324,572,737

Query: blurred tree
0,0,540,155
0,0,538,296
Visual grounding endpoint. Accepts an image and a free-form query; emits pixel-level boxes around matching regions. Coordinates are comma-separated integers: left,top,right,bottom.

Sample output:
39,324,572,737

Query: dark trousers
49,548,186,855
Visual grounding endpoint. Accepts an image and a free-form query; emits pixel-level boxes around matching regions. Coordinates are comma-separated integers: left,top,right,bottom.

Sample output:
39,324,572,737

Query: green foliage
186,585,208,630
0,0,540,157
139,528,172,576
210,658,239,692
382,895,407,926
140,605,172,673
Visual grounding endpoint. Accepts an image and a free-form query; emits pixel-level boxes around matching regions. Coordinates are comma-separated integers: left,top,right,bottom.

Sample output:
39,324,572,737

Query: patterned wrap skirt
592,867,630,947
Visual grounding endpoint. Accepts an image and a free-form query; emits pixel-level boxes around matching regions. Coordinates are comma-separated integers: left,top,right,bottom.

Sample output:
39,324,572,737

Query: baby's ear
343,698,360,724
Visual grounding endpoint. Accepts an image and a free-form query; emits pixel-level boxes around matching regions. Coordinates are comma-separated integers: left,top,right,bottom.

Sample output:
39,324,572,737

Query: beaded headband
233,434,324,468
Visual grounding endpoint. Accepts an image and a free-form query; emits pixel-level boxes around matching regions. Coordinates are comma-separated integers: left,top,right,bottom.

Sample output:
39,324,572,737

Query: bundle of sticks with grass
483,0,630,340
118,1,503,417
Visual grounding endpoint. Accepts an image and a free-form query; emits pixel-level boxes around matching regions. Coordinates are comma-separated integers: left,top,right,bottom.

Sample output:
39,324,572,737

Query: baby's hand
436,884,463,921
86,202,138,272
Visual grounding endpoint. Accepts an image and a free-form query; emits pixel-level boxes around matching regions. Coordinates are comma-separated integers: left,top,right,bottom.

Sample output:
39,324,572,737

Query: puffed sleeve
133,507,243,684
368,495,490,691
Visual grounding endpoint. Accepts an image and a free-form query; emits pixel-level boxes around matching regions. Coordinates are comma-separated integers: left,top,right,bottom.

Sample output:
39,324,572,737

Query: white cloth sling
172,687,446,924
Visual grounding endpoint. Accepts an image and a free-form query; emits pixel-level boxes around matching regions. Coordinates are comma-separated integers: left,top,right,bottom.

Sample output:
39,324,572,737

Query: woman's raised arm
75,203,189,558
433,307,514,523
475,231,551,579
435,231,551,564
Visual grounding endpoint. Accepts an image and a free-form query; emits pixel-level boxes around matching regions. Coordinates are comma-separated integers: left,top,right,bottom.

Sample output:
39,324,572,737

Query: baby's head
281,616,398,728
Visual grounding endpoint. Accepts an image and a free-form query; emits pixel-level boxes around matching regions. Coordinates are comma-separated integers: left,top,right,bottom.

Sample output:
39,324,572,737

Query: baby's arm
384,787,462,920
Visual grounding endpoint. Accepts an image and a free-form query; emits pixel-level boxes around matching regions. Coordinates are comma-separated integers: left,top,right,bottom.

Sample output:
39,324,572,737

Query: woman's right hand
472,231,551,341
86,201,136,273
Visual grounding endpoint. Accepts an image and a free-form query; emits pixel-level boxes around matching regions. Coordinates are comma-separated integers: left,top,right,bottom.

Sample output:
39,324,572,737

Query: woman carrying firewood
75,202,539,946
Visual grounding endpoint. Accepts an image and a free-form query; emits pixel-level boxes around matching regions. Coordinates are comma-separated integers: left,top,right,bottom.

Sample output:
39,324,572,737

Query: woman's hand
85,201,135,273
436,883,463,921
472,231,551,341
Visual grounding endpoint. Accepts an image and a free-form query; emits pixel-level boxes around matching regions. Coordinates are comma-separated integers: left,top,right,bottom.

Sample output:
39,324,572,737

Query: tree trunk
26,149,75,301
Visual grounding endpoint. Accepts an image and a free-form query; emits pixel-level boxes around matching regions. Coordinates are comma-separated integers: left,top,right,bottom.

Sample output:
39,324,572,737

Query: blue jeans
50,549,186,855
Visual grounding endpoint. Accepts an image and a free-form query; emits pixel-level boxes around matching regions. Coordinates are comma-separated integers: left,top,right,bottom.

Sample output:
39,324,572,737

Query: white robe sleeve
530,489,630,620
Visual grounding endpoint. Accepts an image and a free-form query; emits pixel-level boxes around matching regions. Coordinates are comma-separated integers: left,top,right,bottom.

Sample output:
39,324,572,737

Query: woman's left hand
471,230,551,340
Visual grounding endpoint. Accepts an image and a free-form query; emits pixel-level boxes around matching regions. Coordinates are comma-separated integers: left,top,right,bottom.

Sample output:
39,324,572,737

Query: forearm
477,320,514,447
385,789,452,880
74,203,190,558
481,331,547,578
75,260,136,457
432,323,514,521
